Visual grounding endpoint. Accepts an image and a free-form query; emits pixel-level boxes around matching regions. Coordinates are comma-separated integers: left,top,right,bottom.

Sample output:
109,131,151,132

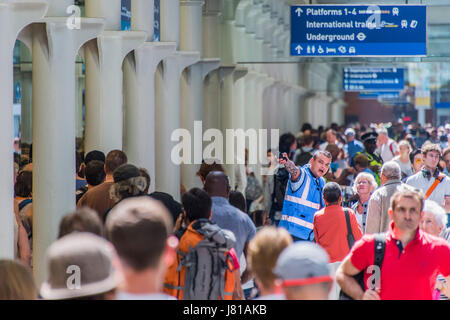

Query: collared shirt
350,221,450,300
351,200,368,233
313,205,363,263
211,197,256,258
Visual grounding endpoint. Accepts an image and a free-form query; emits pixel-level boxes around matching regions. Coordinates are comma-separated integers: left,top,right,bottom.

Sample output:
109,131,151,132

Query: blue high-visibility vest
278,165,325,241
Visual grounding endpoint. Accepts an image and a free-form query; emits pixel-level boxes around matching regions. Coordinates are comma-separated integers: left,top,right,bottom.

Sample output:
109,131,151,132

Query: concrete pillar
84,0,146,154
0,0,47,260
330,99,346,126
179,0,222,190
29,10,104,284
123,0,174,194
154,0,200,200
155,52,199,200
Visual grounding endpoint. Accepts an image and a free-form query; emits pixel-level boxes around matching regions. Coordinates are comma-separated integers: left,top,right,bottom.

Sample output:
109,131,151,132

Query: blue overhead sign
343,67,404,91
291,5,427,57
359,91,400,99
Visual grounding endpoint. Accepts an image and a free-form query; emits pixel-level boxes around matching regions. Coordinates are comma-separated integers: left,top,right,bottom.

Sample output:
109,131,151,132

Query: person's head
398,140,412,158
58,207,104,239
250,210,269,228
444,148,450,172
325,144,339,162
40,233,119,300
353,153,369,173
421,142,441,171
389,184,425,233
106,197,177,285
196,160,225,185
181,188,212,224
352,172,378,196
110,164,147,203
204,171,230,198
344,128,355,142
274,242,332,300
301,123,312,133
148,192,183,226
323,182,342,206
84,160,106,187
279,133,297,155
325,129,337,144
301,133,313,148
410,149,423,173
308,150,332,178
376,128,389,144
105,150,128,175
14,170,32,198
139,168,151,194
420,200,448,237
361,132,378,154
85,150,106,165
380,161,401,185
0,260,37,300
247,227,293,294
229,190,246,213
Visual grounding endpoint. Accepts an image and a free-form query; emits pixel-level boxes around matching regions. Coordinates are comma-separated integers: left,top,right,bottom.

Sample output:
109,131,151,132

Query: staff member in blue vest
278,150,332,242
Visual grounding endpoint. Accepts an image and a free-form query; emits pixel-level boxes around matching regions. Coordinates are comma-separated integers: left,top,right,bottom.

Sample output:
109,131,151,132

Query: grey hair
352,172,378,194
423,200,448,229
381,161,401,180
110,176,147,203
312,150,332,160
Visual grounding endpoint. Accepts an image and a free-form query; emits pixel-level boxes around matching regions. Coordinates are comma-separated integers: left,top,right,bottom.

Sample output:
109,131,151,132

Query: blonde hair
0,260,37,300
352,172,378,194
398,140,412,152
247,227,293,290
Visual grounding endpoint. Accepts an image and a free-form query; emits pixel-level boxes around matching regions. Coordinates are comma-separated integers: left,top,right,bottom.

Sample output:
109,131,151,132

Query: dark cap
361,132,378,143
85,150,106,165
149,192,183,224
113,164,140,183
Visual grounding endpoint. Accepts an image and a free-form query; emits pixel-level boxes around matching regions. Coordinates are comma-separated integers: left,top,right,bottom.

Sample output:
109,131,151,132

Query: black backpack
339,233,386,300
270,167,290,219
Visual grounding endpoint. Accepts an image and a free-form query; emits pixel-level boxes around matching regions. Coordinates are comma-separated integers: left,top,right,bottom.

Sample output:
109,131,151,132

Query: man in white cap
40,233,119,300
274,242,333,300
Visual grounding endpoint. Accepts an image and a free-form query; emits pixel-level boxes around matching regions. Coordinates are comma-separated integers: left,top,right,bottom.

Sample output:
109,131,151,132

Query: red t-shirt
313,205,363,263
349,221,450,300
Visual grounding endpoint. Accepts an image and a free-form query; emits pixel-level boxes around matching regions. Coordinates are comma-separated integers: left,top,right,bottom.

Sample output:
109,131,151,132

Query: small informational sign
359,91,400,99
291,5,427,57
343,67,404,92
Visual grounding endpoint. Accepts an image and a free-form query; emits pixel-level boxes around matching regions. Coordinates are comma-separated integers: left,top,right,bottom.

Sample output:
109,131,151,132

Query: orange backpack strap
425,173,445,199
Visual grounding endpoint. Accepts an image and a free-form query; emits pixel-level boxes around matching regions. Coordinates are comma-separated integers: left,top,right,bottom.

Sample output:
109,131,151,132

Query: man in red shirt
336,184,450,300
313,182,362,263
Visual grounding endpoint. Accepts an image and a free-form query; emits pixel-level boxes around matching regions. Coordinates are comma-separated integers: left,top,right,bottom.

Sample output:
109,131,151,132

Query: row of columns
1,0,347,286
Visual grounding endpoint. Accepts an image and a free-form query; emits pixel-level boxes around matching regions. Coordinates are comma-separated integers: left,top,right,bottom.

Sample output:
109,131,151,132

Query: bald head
204,171,230,198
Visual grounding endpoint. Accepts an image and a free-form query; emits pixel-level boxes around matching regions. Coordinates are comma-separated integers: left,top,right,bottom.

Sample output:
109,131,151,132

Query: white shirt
406,171,450,206
392,156,414,178
378,139,398,162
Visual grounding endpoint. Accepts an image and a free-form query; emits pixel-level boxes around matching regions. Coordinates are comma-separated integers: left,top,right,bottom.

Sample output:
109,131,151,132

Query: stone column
84,0,146,154
27,0,104,284
0,0,47,260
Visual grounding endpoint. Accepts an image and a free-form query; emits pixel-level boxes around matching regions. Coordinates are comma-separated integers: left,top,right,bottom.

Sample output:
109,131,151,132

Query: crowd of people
2,121,450,300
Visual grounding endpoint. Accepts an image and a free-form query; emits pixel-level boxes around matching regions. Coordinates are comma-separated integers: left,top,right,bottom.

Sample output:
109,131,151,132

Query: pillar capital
203,0,223,16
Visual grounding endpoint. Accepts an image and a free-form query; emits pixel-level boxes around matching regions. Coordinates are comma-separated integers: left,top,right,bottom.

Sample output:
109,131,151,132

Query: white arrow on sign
295,45,303,54
295,8,303,16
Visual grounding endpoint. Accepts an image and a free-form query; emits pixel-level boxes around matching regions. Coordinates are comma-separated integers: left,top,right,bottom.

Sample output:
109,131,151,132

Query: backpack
245,173,263,201
270,167,290,217
294,148,313,167
164,219,236,300
339,233,386,300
